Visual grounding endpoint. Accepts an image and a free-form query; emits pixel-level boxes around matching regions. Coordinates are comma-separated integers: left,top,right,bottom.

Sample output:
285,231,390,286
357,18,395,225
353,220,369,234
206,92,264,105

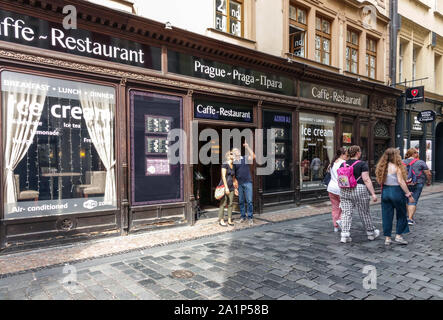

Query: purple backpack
337,160,361,188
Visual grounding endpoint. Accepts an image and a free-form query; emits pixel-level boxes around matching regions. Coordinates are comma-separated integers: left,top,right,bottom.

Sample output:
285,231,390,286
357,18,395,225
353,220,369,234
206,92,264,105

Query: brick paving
0,189,442,300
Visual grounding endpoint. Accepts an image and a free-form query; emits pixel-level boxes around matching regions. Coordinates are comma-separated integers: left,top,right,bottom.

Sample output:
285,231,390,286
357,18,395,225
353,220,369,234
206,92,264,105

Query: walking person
233,142,255,226
327,147,348,232
375,148,414,245
218,151,237,227
403,148,432,225
338,145,380,243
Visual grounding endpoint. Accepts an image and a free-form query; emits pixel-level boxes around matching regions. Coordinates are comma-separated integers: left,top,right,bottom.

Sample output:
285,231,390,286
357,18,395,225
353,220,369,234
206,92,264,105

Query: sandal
227,221,234,226
219,220,227,227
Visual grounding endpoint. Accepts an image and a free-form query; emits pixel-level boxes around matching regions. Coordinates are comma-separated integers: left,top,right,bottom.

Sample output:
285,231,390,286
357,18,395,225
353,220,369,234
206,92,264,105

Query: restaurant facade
0,0,401,251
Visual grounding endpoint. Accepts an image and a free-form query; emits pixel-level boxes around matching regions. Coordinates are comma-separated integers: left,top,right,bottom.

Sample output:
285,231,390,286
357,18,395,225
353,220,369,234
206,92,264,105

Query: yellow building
393,0,443,181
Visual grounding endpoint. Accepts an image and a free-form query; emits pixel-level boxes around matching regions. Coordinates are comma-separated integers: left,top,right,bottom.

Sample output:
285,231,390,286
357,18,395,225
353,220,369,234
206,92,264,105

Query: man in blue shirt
232,142,255,225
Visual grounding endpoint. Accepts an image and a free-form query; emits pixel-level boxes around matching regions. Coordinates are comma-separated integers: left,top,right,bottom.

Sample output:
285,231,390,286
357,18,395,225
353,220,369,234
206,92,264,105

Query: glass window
215,0,243,37
289,4,307,58
315,16,331,65
2,71,116,219
366,37,377,79
299,113,335,191
130,91,183,205
346,29,359,74
263,110,292,192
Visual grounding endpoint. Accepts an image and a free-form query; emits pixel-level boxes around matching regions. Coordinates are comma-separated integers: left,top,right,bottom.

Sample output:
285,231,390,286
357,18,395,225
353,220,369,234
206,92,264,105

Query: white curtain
4,86,46,204
78,87,116,205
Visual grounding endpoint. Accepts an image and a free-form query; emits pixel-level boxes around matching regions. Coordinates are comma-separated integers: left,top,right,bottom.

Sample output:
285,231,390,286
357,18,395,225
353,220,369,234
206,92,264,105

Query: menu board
146,158,170,176
146,116,172,134
146,137,169,154
144,115,172,176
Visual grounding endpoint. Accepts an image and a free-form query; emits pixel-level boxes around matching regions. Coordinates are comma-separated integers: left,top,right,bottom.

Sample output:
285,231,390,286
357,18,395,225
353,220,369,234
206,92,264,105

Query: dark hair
332,147,346,164
347,145,361,158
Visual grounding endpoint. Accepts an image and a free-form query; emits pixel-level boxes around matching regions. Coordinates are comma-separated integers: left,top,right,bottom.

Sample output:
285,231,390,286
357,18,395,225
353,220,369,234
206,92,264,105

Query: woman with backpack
327,147,348,232
375,148,414,245
338,145,379,243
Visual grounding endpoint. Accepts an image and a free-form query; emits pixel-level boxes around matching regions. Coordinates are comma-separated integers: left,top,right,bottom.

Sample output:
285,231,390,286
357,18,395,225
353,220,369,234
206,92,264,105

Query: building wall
88,0,392,84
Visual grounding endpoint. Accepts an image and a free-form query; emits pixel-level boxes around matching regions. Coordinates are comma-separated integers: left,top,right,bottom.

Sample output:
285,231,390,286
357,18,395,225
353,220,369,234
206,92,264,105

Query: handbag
214,181,226,200
322,164,331,186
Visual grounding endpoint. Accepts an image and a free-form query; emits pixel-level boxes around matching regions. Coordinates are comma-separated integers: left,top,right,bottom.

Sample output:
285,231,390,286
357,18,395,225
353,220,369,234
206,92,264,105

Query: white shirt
327,159,346,195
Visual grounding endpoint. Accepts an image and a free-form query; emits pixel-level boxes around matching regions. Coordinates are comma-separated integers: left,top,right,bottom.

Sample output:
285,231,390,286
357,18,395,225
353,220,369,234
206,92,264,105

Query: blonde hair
405,148,417,158
225,151,232,161
375,148,407,185
347,145,361,158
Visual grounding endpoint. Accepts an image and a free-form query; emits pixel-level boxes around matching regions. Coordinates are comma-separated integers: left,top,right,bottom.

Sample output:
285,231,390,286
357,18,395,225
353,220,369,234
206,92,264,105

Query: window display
263,110,292,192
130,91,183,204
1,71,116,219
299,113,335,190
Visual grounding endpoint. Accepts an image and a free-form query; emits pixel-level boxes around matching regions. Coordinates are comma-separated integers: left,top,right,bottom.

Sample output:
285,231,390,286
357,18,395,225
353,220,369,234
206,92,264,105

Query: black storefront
0,1,401,251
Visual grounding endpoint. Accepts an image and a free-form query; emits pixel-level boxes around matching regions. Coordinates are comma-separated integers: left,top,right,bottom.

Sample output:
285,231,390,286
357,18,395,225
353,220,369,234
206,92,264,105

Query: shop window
263,110,292,192
1,71,117,219
215,0,243,37
299,113,335,190
346,29,359,74
130,91,183,205
289,4,307,58
315,16,331,65
366,37,377,79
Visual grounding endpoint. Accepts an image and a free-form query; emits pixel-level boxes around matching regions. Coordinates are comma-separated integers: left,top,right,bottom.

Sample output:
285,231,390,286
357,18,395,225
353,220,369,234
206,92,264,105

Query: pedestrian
233,142,255,226
375,148,414,245
338,145,379,243
327,147,348,232
218,151,236,227
403,148,432,225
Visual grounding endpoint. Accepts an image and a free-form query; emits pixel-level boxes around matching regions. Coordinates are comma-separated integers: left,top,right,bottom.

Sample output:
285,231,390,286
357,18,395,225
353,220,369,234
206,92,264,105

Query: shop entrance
436,122,443,181
193,124,253,211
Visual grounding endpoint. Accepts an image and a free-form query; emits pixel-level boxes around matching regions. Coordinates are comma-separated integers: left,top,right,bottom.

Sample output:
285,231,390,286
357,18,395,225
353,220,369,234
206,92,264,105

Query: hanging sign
405,86,425,104
0,9,161,70
194,100,253,123
168,50,296,96
417,110,436,123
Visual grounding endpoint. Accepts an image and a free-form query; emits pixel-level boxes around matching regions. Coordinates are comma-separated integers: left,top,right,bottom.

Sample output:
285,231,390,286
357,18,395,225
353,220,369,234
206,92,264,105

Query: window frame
289,3,308,58
215,0,244,37
366,37,377,79
315,15,332,66
346,29,359,74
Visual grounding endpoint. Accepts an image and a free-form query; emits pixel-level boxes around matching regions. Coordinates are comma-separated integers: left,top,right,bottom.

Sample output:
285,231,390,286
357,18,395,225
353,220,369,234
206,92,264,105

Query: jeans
381,185,409,237
238,182,253,220
328,192,342,228
407,183,424,206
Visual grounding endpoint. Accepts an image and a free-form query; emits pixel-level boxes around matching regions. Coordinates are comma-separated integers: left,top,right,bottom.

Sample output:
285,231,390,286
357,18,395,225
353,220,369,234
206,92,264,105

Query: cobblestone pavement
0,192,442,300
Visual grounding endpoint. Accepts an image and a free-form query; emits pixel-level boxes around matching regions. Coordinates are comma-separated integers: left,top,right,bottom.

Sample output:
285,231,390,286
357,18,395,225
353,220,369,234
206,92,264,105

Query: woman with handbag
326,147,347,232
217,151,237,226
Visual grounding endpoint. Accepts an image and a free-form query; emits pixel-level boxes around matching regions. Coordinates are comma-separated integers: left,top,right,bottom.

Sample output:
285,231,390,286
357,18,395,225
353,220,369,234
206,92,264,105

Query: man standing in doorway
404,148,432,225
233,142,255,226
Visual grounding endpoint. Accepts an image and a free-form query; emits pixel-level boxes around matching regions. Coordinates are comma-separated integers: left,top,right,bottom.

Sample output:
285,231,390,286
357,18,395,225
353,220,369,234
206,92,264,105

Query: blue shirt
234,157,252,185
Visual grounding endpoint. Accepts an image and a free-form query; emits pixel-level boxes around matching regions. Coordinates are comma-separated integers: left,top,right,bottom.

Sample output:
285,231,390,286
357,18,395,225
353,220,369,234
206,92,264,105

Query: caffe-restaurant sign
168,50,296,96
0,9,161,70
300,82,368,108
194,100,253,123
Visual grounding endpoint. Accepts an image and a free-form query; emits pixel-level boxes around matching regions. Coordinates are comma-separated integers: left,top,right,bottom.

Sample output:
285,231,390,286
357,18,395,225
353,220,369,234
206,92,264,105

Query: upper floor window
289,4,307,58
215,0,243,37
346,29,359,74
412,46,418,85
315,16,331,65
366,37,377,79
399,42,404,83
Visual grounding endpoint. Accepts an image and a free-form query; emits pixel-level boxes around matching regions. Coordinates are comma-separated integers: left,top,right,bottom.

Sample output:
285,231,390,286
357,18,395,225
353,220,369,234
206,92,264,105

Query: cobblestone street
0,192,442,300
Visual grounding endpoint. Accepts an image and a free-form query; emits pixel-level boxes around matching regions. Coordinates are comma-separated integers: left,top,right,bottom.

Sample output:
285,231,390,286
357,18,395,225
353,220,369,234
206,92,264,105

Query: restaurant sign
194,100,253,123
168,50,296,96
300,82,368,108
0,9,161,70
417,110,436,123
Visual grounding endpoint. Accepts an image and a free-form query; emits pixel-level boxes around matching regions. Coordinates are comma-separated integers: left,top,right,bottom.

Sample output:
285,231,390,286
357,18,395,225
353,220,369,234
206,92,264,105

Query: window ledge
343,71,385,85
435,10,443,19
285,53,340,73
411,0,432,9
206,28,256,45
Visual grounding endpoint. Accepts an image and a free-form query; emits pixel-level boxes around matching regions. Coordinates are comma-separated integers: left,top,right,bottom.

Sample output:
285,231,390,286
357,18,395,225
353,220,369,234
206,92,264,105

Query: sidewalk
1,183,442,277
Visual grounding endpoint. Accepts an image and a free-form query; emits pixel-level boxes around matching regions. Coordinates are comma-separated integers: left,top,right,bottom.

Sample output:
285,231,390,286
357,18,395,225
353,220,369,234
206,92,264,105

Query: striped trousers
339,184,376,238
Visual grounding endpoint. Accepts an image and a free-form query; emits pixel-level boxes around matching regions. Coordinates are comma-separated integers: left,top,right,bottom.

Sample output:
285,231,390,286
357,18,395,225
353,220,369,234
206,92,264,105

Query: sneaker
218,220,227,227
367,229,380,241
237,218,246,224
385,238,392,246
407,219,415,225
394,235,408,245
248,219,254,226
340,236,352,243
334,227,339,233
